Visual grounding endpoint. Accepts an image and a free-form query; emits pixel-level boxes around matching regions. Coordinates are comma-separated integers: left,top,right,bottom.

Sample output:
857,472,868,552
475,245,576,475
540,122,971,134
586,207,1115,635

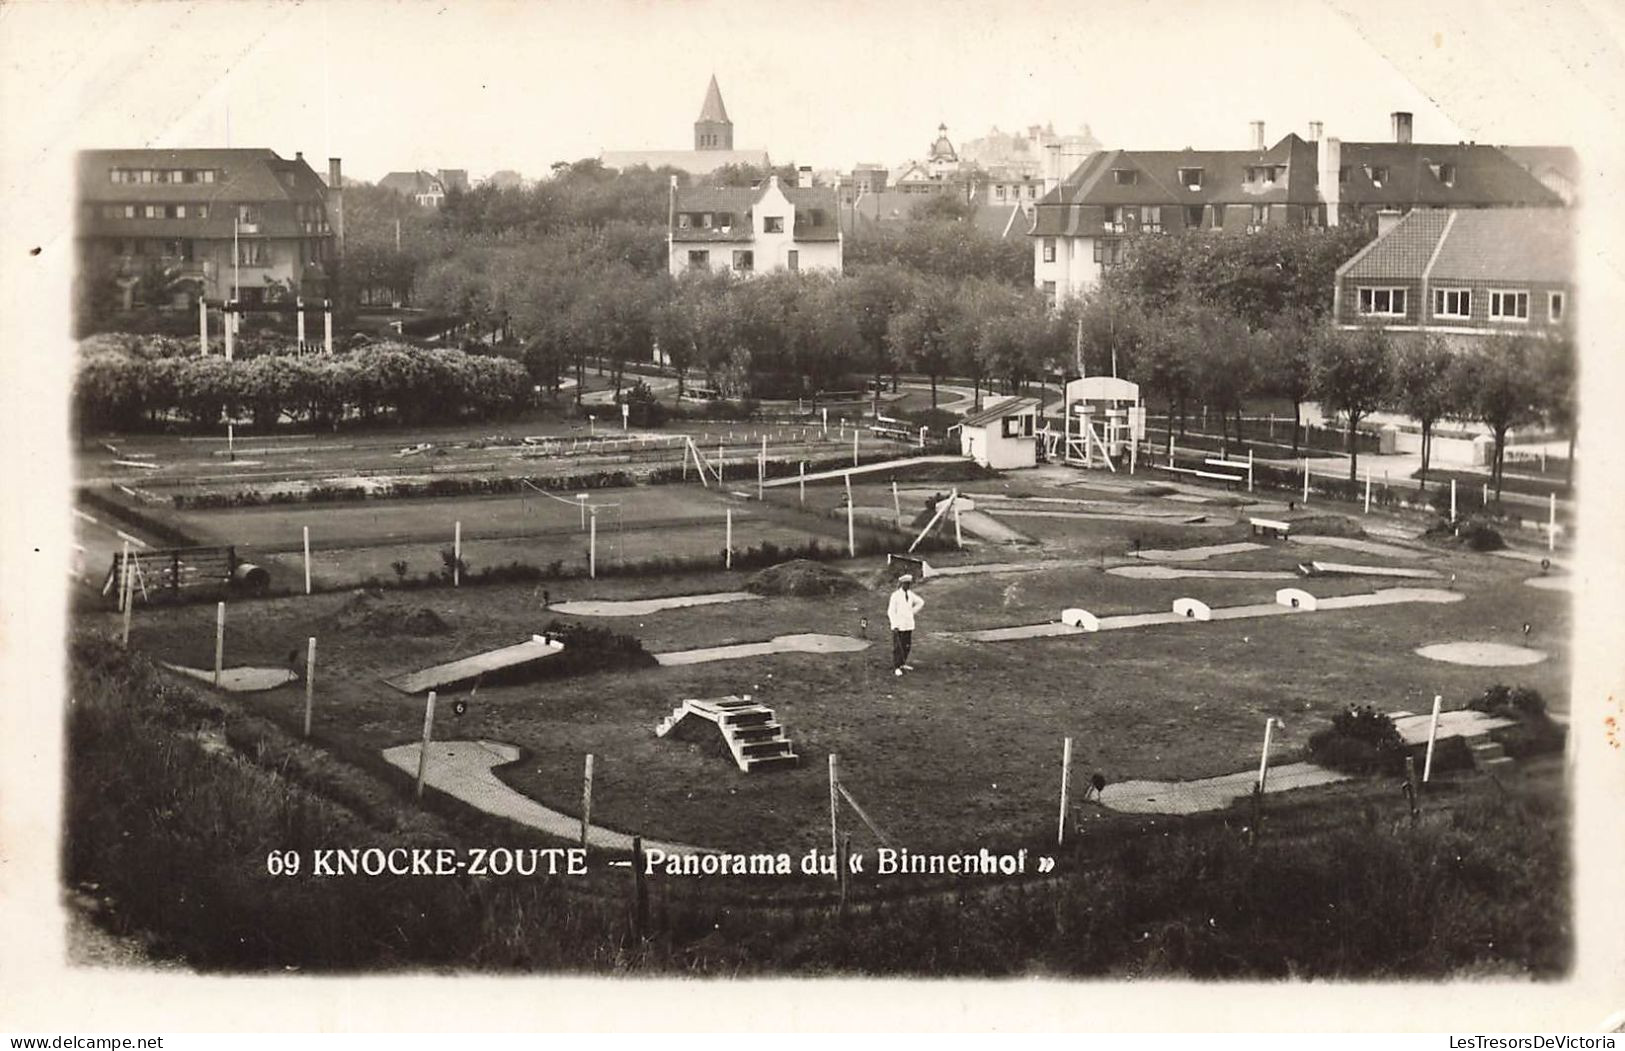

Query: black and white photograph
2,0,1624,1038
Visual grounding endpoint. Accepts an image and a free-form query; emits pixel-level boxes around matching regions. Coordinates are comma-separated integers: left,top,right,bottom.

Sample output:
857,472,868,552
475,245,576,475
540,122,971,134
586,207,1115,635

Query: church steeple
694,75,734,151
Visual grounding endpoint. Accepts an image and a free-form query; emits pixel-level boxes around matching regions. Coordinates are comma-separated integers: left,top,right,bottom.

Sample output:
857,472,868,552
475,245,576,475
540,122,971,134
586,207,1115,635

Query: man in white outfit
887,574,925,676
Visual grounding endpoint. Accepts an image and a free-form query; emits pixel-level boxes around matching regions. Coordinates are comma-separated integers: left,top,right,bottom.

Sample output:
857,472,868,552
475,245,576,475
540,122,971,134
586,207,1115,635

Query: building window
677,213,692,229
1437,163,1456,187
1248,205,1268,232
1112,168,1137,185
197,204,209,219
717,212,734,230
1026,185,1036,199
1092,239,1123,267
1489,290,1529,321
1433,288,1471,319
1042,237,1056,263
700,213,713,229
787,250,799,272
1549,291,1566,323
733,250,753,273
763,216,784,233
1357,287,1407,317
1042,280,1056,305
1184,205,1204,228
1179,167,1203,189
687,249,709,269
237,240,269,266
1367,165,1389,187
1104,206,1125,233
994,185,1006,202
1142,206,1162,233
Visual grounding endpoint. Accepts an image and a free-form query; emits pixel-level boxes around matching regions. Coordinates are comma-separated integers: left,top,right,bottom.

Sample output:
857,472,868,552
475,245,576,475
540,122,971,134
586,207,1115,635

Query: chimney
295,150,304,163
1391,111,1413,144
1308,121,1323,143
798,165,813,189
327,158,345,254
1376,208,1404,236
1043,143,1063,196
1250,120,1266,151
1317,137,1342,227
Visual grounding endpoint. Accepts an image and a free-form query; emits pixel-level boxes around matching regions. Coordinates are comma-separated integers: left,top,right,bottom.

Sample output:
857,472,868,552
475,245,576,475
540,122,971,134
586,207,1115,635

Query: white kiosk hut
1055,376,1144,472
959,396,1040,469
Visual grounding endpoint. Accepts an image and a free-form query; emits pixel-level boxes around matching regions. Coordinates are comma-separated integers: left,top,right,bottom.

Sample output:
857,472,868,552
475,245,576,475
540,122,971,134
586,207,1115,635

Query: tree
1258,308,1317,458
840,266,915,412
886,277,955,407
1388,334,1459,488
1188,306,1257,459
1451,334,1544,500
1534,330,1577,491
911,193,974,224
1311,324,1393,482
1138,311,1197,459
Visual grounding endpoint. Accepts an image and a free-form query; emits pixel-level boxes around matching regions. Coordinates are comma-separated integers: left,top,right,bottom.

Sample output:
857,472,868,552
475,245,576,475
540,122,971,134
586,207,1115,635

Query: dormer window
700,213,713,229
678,213,692,229
1112,168,1137,185
1178,167,1203,190
1437,162,1456,187
1366,165,1389,187
763,216,784,233
717,212,733,230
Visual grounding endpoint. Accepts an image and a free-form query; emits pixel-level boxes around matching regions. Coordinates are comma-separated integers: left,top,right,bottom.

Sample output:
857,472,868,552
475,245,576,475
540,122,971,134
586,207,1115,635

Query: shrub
619,379,667,428
1307,704,1407,775
537,619,657,678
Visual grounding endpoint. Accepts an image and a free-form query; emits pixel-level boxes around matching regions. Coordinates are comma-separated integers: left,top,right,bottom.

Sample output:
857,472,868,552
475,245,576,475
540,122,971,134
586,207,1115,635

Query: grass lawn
106,467,1569,857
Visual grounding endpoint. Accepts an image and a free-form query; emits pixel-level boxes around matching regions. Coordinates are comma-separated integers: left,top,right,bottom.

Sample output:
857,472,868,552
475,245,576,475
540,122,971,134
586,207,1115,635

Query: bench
1249,517,1291,540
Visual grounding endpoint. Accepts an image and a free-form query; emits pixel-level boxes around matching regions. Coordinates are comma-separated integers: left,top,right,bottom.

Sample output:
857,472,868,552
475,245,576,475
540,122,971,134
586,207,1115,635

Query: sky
10,0,1617,185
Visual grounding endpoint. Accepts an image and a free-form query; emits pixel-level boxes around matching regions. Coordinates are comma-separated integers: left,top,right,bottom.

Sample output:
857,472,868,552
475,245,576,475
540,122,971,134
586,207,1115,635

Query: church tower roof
697,75,731,124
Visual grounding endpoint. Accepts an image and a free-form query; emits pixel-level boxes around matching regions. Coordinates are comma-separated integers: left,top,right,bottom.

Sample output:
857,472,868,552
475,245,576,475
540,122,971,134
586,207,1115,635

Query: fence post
725,508,733,569
580,754,594,848
227,423,234,461
296,296,306,345
1548,493,1557,551
415,690,437,799
845,475,855,557
630,835,647,941
453,521,462,587
198,297,208,354
1364,470,1371,514
1057,736,1073,846
853,428,859,467
1482,481,1488,507
1256,717,1276,793
892,481,902,528
1422,694,1442,783
303,636,316,737
303,525,312,595
757,450,764,501
838,832,851,916
828,754,840,860
117,539,129,613
323,300,333,355
1450,479,1457,524
1301,459,1310,503
589,509,597,578
953,496,963,549
717,443,723,482
1247,449,1254,492
120,554,134,647
799,461,805,505
822,407,828,437
214,601,225,687
1405,756,1421,824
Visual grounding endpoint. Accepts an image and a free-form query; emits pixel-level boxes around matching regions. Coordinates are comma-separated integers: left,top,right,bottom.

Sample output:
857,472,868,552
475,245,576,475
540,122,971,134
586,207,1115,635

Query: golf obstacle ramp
656,695,800,772
384,634,565,694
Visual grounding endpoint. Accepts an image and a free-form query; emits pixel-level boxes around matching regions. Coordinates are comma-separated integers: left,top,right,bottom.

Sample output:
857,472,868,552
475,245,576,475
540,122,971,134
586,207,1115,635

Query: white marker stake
1450,479,1457,523
1422,694,1443,782
892,481,902,528
622,402,629,431
757,451,764,501
717,443,724,482
302,525,312,595
1482,481,1489,507
1256,718,1275,793
323,302,333,355
453,521,461,587
198,297,208,354
1302,459,1310,503
953,497,963,549
1364,471,1371,514
118,538,130,613
227,423,234,460
725,508,732,569
416,691,437,799
1057,736,1073,846
120,558,134,647
845,475,855,557
828,754,840,859
589,510,597,578
853,428,859,467
214,601,225,687
822,407,828,437
799,461,806,505
303,637,317,737
1548,493,1557,551
580,754,594,848
296,296,306,345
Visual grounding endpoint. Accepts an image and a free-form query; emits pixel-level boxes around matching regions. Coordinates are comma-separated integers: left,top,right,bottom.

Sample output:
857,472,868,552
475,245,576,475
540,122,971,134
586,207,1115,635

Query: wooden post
224,301,234,361
798,461,805,505
1057,736,1073,846
303,637,316,737
302,525,312,595
1548,493,1557,551
213,601,225,687
198,297,208,354
828,754,840,860
415,690,437,799
1246,449,1253,492
717,443,723,482
892,481,902,528
1422,694,1442,783
838,832,851,915
845,475,855,557
453,521,462,587
589,510,597,578
1256,717,1275,793
117,538,130,613
1405,756,1421,824
631,836,648,940
323,301,333,355
757,449,764,501
120,554,134,647
1364,470,1372,514
953,496,963,549
1301,458,1310,503
1482,481,1489,507
580,754,594,848
852,428,859,467
725,508,732,569
1450,479,1457,523
296,296,306,345
227,423,234,461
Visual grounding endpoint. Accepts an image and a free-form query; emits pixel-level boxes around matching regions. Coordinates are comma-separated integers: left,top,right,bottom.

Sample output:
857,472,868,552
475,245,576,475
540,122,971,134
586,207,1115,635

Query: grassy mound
329,590,450,636
1424,515,1506,552
1286,514,1367,538
745,559,865,598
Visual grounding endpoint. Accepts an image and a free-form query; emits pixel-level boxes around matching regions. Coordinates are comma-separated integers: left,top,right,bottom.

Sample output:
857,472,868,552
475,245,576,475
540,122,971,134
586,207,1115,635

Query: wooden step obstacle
655,695,800,773
1248,517,1292,540
384,634,565,694
102,545,264,603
